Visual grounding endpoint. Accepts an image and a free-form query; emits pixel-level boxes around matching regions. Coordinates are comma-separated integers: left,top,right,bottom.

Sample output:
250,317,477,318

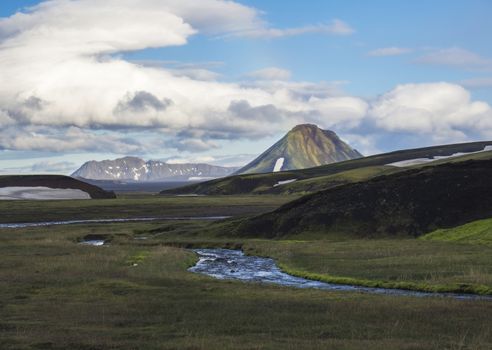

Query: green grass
422,218,492,245
270,165,398,194
1,222,492,349
0,194,296,223
245,239,492,295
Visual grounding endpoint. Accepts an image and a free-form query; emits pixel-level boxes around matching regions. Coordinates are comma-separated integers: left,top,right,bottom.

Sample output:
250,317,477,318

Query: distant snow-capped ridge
71,156,239,182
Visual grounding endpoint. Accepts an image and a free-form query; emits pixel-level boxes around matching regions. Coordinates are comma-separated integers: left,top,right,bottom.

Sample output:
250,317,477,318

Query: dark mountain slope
0,175,116,199
235,159,492,238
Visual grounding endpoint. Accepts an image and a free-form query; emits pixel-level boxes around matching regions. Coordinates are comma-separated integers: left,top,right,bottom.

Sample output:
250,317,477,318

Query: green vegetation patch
422,218,492,245
245,238,492,295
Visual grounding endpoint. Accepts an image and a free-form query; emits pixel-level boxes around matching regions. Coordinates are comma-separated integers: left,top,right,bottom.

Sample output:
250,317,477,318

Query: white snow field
387,145,492,167
273,157,285,172
0,187,91,200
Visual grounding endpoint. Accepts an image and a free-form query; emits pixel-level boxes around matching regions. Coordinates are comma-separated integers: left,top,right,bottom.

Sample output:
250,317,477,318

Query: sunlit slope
236,124,362,175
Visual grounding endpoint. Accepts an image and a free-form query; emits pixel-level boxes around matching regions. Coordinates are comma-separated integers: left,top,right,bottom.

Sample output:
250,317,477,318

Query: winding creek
0,216,231,229
189,248,492,301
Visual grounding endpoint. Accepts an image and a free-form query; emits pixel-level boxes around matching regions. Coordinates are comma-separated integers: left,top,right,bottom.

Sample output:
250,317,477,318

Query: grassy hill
422,218,492,245
162,141,492,195
232,158,492,238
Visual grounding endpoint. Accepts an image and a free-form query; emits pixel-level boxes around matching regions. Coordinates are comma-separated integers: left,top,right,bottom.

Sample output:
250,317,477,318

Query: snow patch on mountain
273,158,284,172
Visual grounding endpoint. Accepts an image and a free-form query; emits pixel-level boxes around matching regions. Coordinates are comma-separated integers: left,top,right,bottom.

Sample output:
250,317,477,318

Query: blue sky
0,0,491,174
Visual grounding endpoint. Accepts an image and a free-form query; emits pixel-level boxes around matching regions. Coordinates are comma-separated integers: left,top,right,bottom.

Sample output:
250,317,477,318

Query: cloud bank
0,0,490,157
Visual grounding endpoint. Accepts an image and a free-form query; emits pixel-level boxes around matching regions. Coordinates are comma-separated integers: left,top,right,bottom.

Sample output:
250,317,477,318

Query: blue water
189,249,492,301
0,216,230,229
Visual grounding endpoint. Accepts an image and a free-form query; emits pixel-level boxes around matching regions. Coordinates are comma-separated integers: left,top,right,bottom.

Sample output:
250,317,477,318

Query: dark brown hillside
236,159,492,237
0,175,116,199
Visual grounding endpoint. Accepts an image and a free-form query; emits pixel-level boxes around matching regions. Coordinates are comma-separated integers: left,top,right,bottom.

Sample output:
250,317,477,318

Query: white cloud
368,47,413,57
415,47,492,71
0,1,489,158
164,154,256,167
230,19,355,38
0,0,359,153
341,134,381,156
0,126,146,153
245,67,292,81
369,82,492,141
31,161,78,173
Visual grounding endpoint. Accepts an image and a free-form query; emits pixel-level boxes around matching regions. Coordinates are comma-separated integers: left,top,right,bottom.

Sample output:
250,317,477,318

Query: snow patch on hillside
0,187,91,200
273,158,285,172
388,145,492,167
273,179,297,187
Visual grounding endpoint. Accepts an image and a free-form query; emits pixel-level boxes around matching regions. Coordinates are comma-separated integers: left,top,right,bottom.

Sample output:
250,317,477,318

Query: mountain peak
235,124,362,174
290,123,318,132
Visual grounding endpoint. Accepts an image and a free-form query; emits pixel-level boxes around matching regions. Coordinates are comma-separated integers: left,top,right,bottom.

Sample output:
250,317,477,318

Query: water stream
189,248,492,301
0,216,230,229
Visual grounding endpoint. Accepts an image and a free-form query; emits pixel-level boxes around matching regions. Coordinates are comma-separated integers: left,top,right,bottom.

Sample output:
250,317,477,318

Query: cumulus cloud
0,126,145,153
0,1,490,158
116,91,172,113
369,82,492,141
165,138,220,152
367,47,413,57
0,0,359,153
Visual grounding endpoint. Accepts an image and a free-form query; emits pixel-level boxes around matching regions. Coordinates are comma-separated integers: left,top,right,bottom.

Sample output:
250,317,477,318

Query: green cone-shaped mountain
236,124,362,174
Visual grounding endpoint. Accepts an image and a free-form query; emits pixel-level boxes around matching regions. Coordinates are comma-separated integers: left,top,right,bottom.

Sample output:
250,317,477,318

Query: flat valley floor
1,195,491,349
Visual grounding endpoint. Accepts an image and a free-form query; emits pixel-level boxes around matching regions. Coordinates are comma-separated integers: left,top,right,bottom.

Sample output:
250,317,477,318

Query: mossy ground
422,218,492,245
1,196,492,349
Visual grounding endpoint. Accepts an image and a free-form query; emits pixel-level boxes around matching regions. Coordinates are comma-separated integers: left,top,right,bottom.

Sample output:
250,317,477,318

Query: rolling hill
233,158,492,238
0,175,116,200
162,141,492,196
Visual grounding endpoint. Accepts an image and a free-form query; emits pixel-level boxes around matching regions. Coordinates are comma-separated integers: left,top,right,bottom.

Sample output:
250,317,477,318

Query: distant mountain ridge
72,157,239,182
236,124,362,174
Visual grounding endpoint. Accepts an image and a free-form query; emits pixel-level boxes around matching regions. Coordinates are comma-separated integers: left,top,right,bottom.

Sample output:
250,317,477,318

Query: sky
0,0,491,174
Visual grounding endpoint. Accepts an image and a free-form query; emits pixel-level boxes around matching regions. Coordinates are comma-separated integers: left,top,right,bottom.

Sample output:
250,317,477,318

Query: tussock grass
1,219,492,348
0,194,295,224
246,239,492,295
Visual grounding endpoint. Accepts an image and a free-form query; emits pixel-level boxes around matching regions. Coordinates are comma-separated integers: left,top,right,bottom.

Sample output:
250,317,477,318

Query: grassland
1,196,492,349
245,239,492,295
0,194,296,224
422,218,492,245
0,223,492,349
